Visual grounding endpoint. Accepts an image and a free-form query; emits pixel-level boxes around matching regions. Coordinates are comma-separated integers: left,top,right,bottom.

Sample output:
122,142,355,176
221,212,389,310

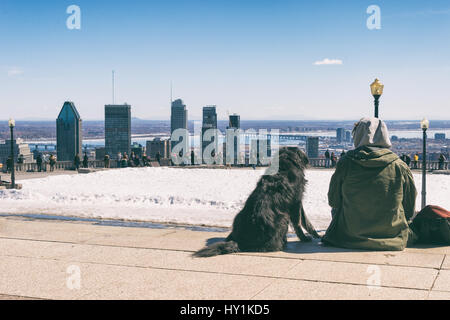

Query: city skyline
1,0,450,121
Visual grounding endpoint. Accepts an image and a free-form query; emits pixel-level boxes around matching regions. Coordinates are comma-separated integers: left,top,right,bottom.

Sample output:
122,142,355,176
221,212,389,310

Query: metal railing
3,158,449,173
6,159,171,172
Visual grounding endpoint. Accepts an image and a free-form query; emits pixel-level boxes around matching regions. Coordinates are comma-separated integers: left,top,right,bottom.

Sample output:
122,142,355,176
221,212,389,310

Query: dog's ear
301,150,309,166
294,148,308,166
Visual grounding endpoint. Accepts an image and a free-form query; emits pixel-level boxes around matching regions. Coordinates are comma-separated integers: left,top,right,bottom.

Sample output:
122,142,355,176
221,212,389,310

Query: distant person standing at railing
36,154,43,172
340,150,346,159
331,152,337,168
439,154,446,170
413,153,419,169
121,153,128,168
142,154,149,166
6,157,12,173
117,152,122,168
324,149,330,168
128,152,135,167
132,153,140,167
83,153,89,168
156,151,161,164
49,154,56,172
74,154,81,170
104,154,110,168
405,155,411,168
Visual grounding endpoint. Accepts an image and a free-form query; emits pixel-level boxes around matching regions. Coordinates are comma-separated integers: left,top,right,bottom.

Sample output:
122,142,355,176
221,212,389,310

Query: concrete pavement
0,215,448,300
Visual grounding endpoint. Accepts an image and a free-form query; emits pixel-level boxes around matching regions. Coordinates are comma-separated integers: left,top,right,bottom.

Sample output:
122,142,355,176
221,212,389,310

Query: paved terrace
0,215,448,300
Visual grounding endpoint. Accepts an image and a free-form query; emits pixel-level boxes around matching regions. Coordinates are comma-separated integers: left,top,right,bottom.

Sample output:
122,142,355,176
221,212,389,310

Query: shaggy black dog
194,147,320,257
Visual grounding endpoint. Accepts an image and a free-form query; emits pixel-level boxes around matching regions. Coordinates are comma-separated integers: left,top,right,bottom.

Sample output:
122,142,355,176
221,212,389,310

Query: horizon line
2,119,450,123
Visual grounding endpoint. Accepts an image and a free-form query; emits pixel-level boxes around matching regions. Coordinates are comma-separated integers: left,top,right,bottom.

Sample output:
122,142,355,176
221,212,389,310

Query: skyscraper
202,106,218,163
345,130,352,143
105,104,131,159
56,101,82,161
170,99,188,152
306,137,319,159
336,128,345,144
226,113,241,165
229,114,240,129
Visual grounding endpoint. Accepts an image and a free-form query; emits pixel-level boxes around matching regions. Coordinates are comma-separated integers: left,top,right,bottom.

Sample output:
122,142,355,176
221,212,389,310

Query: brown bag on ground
410,205,450,245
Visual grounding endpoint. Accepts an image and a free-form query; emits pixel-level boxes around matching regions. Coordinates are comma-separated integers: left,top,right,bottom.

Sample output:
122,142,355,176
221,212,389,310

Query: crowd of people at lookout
3,141,449,173
323,149,448,170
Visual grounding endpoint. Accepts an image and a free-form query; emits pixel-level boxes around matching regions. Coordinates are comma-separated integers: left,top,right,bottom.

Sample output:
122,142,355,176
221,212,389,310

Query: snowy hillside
0,167,449,230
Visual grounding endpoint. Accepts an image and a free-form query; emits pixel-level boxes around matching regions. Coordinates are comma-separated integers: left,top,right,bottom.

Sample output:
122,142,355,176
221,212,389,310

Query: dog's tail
193,241,240,258
301,205,321,239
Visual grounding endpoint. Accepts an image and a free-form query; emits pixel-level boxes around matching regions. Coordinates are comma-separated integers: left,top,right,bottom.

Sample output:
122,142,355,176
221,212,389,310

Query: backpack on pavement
410,205,450,245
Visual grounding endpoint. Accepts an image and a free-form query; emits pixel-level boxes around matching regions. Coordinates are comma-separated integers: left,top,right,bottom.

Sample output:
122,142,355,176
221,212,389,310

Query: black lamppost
420,118,429,210
8,118,16,189
370,78,384,118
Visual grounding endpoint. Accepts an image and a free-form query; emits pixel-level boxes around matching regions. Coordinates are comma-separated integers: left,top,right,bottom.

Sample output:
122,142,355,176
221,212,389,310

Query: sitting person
322,117,417,251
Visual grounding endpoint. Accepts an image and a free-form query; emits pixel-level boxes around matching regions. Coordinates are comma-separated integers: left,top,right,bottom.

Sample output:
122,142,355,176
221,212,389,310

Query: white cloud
313,58,343,66
7,67,24,76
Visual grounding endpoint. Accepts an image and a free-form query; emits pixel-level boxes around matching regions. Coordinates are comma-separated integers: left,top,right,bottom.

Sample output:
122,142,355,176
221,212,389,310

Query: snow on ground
0,167,449,231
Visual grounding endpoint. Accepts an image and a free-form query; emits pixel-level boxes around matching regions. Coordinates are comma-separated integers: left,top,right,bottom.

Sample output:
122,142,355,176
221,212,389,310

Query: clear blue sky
1,0,449,121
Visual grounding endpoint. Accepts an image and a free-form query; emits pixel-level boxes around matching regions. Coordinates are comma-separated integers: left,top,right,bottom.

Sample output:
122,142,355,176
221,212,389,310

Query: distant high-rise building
170,99,188,132
56,101,82,161
435,133,446,141
345,130,352,143
306,137,319,159
105,104,131,159
170,99,188,141
226,114,241,165
202,105,218,163
228,114,240,129
336,128,345,144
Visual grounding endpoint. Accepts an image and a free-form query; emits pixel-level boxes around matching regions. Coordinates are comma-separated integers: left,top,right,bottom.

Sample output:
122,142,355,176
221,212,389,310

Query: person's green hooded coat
323,118,417,251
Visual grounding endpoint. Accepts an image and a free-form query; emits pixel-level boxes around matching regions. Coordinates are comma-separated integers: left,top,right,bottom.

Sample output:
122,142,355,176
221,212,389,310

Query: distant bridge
26,134,321,152
242,133,313,142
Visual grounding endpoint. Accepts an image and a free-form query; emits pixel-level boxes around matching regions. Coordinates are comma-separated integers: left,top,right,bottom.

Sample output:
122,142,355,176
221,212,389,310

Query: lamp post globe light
370,78,384,118
8,118,16,189
420,118,429,210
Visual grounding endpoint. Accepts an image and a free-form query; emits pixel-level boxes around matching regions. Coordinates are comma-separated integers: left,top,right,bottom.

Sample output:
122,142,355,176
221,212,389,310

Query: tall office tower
226,114,241,165
56,101,82,161
201,106,218,163
228,114,240,129
306,137,319,159
170,99,189,151
105,104,131,159
345,130,352,143
336,128,345,144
